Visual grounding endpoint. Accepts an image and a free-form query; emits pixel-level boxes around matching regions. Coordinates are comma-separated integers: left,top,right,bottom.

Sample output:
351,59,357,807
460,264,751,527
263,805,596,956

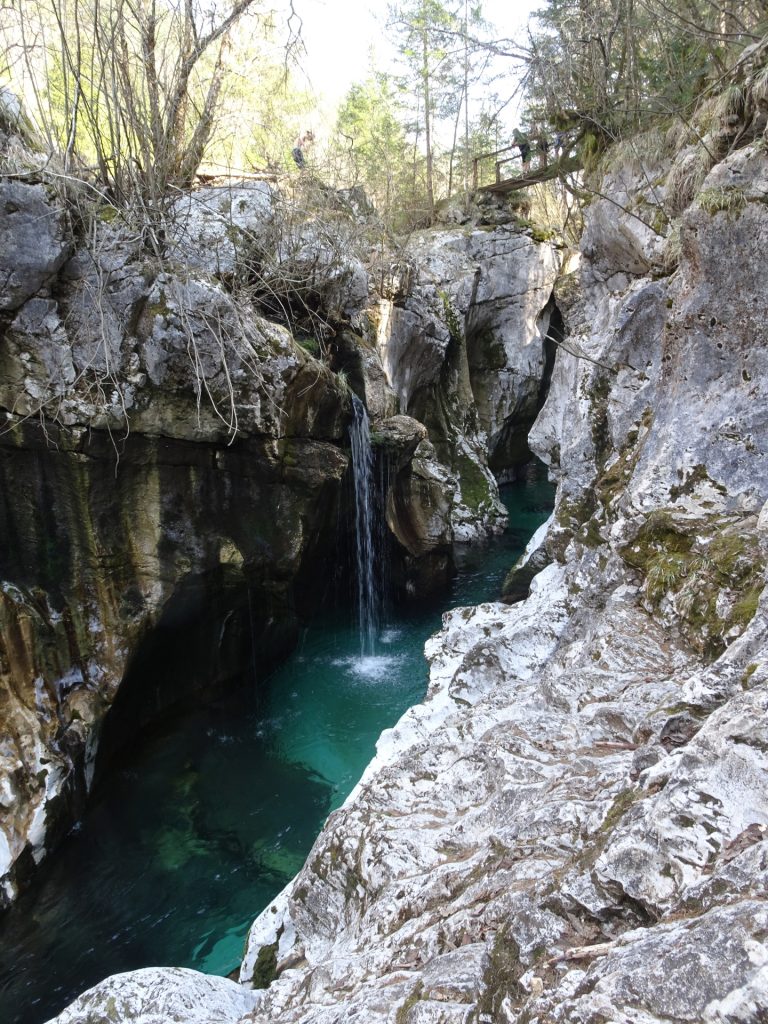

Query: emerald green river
0,473,553,1024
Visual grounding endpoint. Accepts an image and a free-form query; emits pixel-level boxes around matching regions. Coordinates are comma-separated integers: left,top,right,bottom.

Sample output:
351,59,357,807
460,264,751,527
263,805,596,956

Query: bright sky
277,0,540,133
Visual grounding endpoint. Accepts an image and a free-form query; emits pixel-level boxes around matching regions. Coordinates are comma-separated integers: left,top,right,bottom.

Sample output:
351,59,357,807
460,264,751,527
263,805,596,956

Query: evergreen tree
522,0,767,151
388,0,463,217
334,72,412,225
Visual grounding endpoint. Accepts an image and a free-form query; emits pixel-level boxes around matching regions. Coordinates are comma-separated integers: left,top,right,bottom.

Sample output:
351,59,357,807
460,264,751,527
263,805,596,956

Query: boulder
387,437,456,596
167,182,274,279
0,182,71,311
48,967,258,1024
502,514,552,602
329,329,399,422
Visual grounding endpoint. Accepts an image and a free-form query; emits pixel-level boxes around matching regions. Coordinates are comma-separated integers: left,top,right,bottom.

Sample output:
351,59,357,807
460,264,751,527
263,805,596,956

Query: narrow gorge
2,32,768,1024
0,116,560,1020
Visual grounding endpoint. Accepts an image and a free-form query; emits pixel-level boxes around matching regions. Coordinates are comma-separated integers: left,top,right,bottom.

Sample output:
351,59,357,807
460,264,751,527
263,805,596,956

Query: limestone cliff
377,206,560,542
363,202,561,596
0,181,350,906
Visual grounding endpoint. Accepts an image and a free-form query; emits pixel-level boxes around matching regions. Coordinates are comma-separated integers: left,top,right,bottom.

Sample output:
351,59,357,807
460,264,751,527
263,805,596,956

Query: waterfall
349,395,378,657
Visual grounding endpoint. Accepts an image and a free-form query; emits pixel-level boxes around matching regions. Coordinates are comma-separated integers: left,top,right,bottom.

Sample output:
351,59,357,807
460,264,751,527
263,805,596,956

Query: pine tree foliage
387,0,496,215
522,0,768,152
333,73,413,228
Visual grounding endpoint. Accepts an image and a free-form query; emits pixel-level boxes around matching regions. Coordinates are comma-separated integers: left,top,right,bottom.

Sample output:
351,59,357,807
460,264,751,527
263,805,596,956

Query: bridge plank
479,156,582,193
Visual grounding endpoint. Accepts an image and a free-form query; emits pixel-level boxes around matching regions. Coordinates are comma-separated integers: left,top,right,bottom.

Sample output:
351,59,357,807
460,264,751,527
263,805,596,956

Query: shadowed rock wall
378,222,561,524
0,181,350,906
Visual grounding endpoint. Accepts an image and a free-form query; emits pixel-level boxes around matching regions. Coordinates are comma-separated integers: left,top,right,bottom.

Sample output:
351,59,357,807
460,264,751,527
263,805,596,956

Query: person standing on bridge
513,128,531,175
554,131,565,159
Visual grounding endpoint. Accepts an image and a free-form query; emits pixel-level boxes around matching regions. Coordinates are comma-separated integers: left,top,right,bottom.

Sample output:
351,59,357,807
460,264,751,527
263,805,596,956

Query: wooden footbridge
472,144,581,193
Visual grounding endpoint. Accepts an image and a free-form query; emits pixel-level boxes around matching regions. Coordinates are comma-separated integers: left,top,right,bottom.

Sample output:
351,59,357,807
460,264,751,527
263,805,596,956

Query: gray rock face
579,161,667,291
594,681,768,917
379,224,560,491
535,902,768,1024
222,141,768,1024
0,182,71,311
255,194,372,323
0,87,22,129
0,187,351,906
378,284,501,541
329,328,399,423
167,182,274,279
48,967,258,1024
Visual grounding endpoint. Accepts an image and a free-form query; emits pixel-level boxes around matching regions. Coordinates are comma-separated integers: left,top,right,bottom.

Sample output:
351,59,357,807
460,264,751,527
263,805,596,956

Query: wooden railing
471,144,522,188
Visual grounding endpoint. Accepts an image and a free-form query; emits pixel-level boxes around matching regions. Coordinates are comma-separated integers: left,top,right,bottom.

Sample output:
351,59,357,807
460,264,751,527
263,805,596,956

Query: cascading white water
349,395,378,656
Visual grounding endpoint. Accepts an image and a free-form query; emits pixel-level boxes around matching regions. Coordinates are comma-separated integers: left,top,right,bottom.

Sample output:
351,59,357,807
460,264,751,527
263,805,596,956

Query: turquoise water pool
0,472,553,1023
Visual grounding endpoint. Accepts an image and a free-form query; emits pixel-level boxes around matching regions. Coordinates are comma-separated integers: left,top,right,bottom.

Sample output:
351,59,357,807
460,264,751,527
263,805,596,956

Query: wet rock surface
0,186,351,906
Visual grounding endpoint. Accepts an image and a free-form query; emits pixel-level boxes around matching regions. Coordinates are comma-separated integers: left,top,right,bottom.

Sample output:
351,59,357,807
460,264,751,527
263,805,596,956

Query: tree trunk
422,17,434,219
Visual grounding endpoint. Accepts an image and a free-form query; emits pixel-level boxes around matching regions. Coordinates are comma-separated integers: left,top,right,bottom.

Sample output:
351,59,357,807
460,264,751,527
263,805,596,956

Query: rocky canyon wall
45,127,768,1024
0,180,350,906
40,123,768,1024
0,172,560,913
370,197,561,595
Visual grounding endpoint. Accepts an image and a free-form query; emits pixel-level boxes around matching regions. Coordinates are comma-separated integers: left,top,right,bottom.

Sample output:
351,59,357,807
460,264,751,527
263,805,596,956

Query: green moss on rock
297,337,321,357
742,662,760,688
732,585,762,630
621,510,693,570
600,786,642,834
477,929,525,1019
250,939,279,989
395,982,424,1024
589,375,612,465
456,452,493,512
669,464,726,501
556,494,596,532
621,512,765,660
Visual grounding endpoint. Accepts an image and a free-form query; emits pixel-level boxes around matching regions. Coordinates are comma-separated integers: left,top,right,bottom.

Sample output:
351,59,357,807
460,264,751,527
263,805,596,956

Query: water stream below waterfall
0,472,554,1024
